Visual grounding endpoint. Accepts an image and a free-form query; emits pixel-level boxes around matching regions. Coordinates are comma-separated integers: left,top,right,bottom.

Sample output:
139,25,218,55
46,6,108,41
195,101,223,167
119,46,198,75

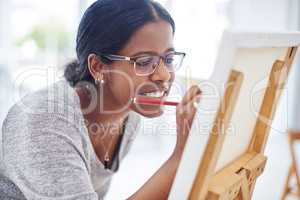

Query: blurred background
1,0,300,199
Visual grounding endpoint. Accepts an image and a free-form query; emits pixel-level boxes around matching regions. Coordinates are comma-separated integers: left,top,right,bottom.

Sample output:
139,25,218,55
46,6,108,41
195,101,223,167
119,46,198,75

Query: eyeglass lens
134,53,184,76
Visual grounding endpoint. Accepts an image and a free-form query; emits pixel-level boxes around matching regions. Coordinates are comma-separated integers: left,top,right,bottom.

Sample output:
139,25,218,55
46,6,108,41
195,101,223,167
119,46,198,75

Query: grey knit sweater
0,80,141,200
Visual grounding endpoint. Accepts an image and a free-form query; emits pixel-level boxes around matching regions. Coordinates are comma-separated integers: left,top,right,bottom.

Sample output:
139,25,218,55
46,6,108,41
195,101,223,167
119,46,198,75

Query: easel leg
281,165,293,200
237,170,250,200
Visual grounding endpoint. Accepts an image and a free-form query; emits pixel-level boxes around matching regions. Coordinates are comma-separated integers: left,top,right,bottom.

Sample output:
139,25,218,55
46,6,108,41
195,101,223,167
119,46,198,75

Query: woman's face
106,20,175,118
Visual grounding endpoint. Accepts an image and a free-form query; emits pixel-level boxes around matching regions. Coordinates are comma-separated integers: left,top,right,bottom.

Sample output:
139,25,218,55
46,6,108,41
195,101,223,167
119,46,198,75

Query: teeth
143,91,164,98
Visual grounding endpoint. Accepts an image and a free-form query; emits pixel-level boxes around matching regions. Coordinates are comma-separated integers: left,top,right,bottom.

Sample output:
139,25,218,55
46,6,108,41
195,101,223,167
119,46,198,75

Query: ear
87,53,105,81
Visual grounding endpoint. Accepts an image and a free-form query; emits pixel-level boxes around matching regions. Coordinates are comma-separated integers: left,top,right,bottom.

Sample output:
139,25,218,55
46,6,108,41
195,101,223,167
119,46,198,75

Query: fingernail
193,101,198,109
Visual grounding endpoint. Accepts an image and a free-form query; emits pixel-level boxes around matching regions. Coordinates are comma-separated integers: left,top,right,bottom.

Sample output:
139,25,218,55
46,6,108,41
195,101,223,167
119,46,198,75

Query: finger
177,93,201,115
176,101,199,136
177,94,201,119
180,85,201,106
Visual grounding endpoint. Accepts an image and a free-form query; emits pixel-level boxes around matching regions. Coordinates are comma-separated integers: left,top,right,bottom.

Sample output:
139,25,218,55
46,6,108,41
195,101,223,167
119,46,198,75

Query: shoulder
1,80,93,172
11,79,80,116
2,80,88,148
3,79,81,124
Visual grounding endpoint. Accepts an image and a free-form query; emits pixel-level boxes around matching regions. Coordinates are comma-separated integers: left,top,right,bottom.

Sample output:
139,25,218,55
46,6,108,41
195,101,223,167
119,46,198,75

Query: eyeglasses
97,51,186,76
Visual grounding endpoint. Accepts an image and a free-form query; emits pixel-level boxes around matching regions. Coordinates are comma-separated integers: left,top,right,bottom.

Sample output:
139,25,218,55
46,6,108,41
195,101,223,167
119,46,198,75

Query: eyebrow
130,47,175,57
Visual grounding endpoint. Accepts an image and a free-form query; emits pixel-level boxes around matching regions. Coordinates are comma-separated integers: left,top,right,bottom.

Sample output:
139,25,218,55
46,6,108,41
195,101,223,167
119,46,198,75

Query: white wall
228,0,289,31
0,0,12,68
0,0,11,66
0,0,13,163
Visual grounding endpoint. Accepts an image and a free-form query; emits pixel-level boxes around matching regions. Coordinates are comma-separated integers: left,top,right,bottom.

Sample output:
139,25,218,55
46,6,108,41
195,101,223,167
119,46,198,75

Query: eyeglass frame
96,51,186,76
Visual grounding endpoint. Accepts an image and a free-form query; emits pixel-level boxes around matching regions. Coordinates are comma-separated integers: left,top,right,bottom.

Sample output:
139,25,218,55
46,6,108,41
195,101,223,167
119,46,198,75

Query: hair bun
64,59,82,87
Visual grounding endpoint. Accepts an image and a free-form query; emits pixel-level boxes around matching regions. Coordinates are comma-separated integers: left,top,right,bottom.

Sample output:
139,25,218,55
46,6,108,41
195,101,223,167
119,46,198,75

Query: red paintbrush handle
134,96,179,106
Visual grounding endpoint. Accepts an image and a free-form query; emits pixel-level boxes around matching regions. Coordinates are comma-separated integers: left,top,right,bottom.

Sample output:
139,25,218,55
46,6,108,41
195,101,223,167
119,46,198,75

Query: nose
150,59,171,82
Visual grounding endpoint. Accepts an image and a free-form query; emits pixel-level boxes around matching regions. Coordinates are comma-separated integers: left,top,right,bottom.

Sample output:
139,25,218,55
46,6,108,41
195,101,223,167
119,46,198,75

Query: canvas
169,31,300,200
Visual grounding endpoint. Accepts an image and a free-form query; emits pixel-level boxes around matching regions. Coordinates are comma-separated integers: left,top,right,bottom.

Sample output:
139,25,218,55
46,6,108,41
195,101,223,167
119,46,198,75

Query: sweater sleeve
2,106,99,200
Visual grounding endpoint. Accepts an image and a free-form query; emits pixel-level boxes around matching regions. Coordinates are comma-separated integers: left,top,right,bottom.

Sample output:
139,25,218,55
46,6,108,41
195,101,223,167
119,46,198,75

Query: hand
173,85,201,158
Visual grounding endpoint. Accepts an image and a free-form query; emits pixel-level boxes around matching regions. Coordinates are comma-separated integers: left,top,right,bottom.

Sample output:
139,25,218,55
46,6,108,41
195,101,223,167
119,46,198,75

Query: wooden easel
188,46,298,200
281,130,300,200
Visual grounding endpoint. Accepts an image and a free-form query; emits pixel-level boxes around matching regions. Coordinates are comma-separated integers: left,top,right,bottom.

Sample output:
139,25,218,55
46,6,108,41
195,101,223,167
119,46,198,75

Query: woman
0,0,201,199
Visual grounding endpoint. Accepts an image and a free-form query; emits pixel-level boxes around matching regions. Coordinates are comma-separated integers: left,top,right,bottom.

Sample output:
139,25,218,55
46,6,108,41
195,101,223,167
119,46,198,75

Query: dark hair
64,0,175,87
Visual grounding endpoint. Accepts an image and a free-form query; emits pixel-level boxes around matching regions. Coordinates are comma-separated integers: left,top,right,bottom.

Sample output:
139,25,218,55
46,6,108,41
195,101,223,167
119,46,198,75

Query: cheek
168,72,175,88
107,65,138,103
170,72,175,82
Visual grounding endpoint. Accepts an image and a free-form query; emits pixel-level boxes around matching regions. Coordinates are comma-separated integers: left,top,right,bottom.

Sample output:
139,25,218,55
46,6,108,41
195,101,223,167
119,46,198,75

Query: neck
75,84,131,167
76,84,130,125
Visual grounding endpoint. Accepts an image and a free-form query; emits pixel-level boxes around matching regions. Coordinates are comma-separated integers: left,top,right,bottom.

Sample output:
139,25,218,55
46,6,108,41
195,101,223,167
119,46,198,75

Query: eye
135,56,154,66
165,54,175,64
166,57,174,64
